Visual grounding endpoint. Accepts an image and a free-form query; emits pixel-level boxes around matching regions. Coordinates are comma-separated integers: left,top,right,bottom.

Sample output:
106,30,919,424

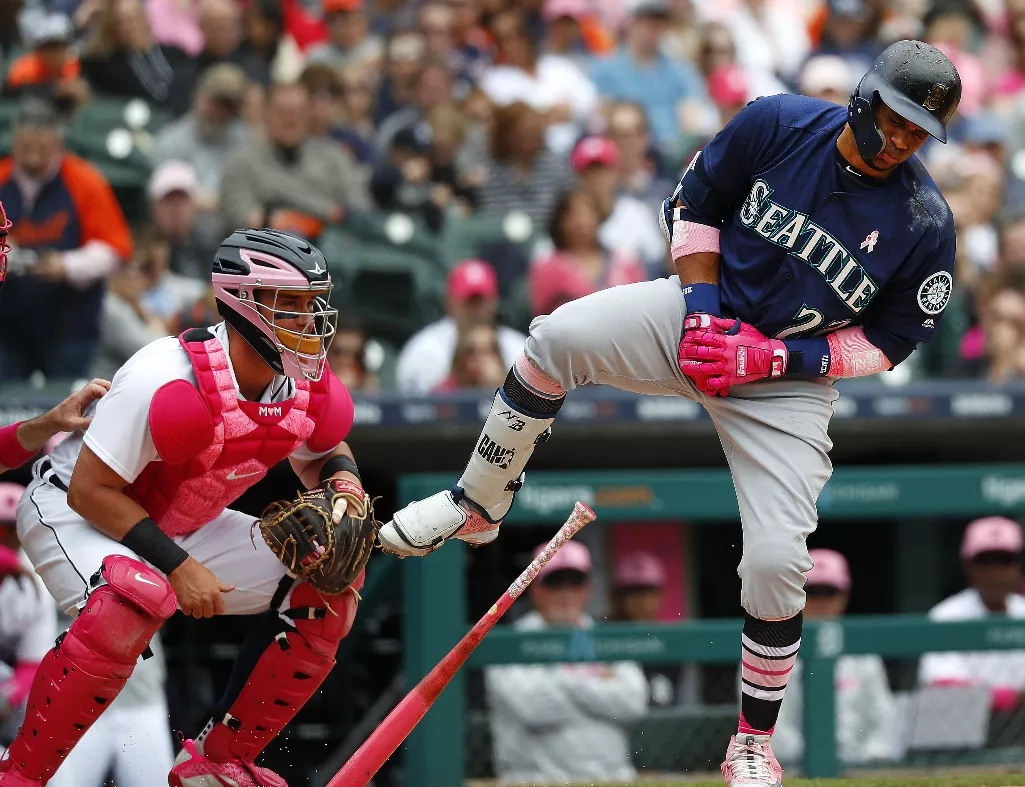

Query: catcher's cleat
377,483,515,557
169,739,287,787
721,734,783,787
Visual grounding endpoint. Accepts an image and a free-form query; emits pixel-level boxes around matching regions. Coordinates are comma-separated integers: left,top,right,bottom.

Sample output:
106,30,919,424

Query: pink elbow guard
0,422,34,469
670,211,721,260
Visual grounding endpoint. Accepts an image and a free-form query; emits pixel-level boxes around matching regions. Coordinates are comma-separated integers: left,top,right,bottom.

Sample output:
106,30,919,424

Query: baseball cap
536,539,592,580
26,12,74,47
14,97,61,130
570,136,621,172
198,63,247,105
960,516,1024,561
629,0,670,18
393,121,433,155
324,0,364,12
543,0,590,21
799,55,854,96
828,0,869,20
707,64,749,107
148,160,199,202
389,34,425,61
0,483,25,523
805,549,851,591
961,113,1008,147
447,258,498,301
614,552,666,588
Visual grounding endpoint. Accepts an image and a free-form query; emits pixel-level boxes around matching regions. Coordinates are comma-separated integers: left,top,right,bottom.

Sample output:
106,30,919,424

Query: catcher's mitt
257,479,379,595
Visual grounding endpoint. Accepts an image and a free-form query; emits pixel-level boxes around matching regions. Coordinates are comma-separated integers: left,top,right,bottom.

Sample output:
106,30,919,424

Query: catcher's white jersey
45,321,331,490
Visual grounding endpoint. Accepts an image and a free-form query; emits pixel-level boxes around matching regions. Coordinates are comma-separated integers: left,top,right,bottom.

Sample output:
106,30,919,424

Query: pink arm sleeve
826,327,893,378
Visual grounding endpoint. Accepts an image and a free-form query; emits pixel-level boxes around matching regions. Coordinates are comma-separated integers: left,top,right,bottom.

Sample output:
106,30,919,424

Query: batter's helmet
212,228,337,381
847,40,961,165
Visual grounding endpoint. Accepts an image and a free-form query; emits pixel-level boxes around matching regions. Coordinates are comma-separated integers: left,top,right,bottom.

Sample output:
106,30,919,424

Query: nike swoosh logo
226,469,262,481
134,573,159,587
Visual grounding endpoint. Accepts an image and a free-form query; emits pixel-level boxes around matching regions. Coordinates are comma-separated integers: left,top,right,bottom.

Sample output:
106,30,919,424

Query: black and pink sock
738,612,803,736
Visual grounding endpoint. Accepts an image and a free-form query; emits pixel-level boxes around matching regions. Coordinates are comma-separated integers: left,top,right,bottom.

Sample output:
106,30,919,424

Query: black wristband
120,517,190,576
319,455,361,484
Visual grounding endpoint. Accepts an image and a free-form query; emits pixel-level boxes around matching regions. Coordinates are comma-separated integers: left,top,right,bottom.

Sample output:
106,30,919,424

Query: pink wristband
0,422,34,469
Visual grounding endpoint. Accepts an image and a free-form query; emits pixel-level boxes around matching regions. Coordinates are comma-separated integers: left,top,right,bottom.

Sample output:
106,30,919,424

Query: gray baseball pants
524,276,838,619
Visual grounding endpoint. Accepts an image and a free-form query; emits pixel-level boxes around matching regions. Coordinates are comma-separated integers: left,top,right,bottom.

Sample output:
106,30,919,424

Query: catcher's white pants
48,703,175,787
17,472,291,617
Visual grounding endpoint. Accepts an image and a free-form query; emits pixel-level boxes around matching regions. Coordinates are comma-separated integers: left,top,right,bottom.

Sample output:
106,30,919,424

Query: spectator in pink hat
919,517,1025,711
396,258,526,394
611,551,666,622
609,551,690,708
772,549,898,767
706,63,749,125
485,540,648,783
542,0,591,65
569,134,667,273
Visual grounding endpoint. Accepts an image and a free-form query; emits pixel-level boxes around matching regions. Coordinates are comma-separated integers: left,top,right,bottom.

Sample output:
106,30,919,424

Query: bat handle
508,501,596,601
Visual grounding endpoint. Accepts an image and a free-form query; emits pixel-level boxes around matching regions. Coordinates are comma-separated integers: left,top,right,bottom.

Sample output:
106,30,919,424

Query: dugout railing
392,466,1025,787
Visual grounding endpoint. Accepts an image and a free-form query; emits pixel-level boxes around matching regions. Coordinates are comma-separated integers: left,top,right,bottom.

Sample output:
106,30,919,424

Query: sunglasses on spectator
541,569,589,589
970,551,1022,567
805,584,844,598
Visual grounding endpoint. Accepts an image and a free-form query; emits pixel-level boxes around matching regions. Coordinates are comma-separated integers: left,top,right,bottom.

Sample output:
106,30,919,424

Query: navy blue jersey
688,93,955,365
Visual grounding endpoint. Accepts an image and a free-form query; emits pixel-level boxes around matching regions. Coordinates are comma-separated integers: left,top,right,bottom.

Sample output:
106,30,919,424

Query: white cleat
721,734,784,787
377,490,503,557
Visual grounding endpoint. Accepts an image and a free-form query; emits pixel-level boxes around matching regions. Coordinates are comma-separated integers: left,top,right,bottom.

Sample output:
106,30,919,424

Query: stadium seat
438,211,538,270
329,245,444,345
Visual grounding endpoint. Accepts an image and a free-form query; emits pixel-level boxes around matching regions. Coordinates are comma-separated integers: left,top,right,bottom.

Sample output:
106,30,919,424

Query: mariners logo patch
917,271,952,315
923,83,948,112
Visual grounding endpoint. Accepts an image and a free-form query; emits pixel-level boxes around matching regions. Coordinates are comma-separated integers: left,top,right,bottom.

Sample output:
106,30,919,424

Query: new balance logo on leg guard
477,435,515,469
497,410,526,431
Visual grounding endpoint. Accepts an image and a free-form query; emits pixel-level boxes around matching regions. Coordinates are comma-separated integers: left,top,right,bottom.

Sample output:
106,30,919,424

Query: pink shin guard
0,556,175,783
201,577,362,765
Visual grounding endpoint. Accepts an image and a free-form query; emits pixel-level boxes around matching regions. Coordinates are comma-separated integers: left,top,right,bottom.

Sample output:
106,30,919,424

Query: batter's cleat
0,759,42,786
377,484,515,557
721,734,783,787
168,739,287,787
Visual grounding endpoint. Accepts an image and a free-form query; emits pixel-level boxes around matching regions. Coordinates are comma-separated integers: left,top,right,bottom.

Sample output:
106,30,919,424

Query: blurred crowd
485,515,1025,783
0,0,1022,389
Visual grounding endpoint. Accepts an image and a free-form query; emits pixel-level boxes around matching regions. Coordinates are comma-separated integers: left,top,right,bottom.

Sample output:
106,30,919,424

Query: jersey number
776,305,824,339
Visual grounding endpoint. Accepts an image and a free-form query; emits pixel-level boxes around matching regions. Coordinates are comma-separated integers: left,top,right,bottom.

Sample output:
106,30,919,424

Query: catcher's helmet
847,40,961,165
212,228,337,381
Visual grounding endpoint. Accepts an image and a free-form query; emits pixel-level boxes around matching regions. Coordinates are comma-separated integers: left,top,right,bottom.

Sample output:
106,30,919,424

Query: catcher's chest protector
125,330,351,537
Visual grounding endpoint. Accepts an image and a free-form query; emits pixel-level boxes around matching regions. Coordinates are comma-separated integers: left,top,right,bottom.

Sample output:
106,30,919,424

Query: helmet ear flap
847,89,886,165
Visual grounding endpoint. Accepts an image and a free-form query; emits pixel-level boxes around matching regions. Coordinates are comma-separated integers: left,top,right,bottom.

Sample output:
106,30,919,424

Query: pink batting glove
678,317,788,396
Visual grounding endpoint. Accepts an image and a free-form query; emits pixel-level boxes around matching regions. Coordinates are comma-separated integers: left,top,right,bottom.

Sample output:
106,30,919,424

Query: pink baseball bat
325,501,597,787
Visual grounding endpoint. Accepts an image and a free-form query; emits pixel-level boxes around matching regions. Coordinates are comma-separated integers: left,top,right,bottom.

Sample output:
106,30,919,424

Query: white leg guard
457,389,554,517
378,389,554,557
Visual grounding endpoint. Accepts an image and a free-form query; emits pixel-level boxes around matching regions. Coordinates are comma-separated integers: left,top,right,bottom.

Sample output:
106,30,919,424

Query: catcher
0,229,378,787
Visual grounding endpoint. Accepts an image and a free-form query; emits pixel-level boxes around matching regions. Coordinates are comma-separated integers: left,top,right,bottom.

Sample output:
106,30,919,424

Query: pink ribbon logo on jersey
860,231,879,253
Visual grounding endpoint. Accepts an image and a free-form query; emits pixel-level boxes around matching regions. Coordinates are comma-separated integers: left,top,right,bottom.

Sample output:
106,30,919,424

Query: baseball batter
0,229,377,787
380,41,961,786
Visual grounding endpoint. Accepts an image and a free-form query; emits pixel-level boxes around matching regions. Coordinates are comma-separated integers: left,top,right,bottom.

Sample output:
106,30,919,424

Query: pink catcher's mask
212,231,338,381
